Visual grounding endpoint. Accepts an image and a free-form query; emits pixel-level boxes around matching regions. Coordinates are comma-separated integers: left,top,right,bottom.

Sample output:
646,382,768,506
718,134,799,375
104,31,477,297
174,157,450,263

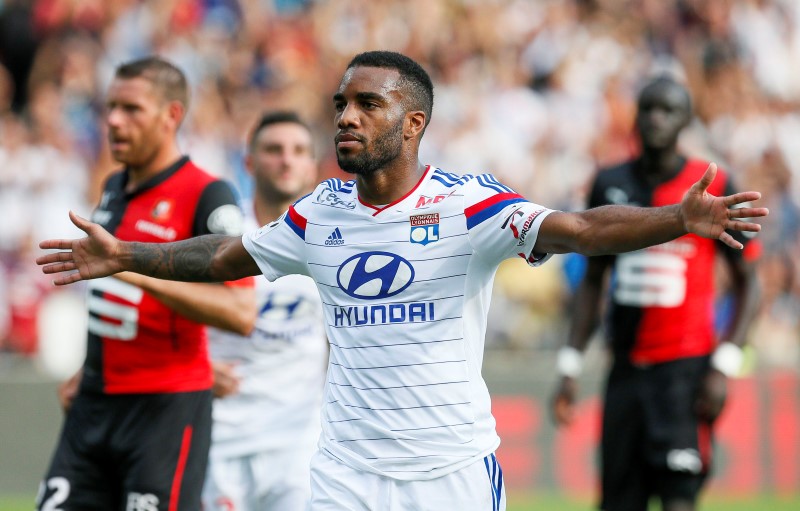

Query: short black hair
115,56,189,110
639,76,692,114
347,51,434,127
248,110,311,150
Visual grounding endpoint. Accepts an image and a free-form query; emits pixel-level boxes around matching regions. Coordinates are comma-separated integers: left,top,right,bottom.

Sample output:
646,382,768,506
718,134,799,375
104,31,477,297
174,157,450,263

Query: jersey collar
121,155,190,198
357,165,432,216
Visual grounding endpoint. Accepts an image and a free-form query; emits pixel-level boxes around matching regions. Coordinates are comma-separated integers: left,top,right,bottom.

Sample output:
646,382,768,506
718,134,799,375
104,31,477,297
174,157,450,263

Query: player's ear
167,100,186,130
404,110,426,140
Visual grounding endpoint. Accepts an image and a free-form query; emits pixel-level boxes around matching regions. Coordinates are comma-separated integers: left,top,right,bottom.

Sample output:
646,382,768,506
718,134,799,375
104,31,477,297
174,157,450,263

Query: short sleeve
242,199,311,281
464,174,556,266
193,180,245,236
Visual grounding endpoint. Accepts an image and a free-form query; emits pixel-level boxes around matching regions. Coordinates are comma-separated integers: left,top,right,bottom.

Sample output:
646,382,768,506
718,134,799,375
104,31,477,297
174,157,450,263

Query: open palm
36,211,124,285
681,163,767,249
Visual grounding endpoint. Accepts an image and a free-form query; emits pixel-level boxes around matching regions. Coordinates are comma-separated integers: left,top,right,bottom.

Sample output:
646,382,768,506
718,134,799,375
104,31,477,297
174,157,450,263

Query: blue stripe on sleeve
466,198,526,229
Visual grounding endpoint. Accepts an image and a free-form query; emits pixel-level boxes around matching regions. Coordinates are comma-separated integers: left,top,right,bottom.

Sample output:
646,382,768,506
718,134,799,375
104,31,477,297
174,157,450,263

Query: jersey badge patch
150,199,174,222
207,204,245,235
502,208,544,247
409,213,439,246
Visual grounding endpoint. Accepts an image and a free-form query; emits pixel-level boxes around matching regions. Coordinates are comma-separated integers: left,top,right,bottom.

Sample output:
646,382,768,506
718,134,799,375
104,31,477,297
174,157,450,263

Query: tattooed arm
37,211,261,285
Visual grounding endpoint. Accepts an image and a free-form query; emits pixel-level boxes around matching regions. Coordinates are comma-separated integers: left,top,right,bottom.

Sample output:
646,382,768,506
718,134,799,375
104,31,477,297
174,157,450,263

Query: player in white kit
38,51,769,511
202,112,327,511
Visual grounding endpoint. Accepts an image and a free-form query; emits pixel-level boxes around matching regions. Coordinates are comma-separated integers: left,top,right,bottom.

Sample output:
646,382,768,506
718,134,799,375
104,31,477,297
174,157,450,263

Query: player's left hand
695,368,727,423
681,163,769,249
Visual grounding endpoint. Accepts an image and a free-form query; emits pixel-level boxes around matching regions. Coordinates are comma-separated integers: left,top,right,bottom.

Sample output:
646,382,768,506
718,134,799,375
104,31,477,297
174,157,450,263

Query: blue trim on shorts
484,453,503,510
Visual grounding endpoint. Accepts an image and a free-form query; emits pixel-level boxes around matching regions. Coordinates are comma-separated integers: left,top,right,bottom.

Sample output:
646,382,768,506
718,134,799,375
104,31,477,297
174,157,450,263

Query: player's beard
337,119,403,176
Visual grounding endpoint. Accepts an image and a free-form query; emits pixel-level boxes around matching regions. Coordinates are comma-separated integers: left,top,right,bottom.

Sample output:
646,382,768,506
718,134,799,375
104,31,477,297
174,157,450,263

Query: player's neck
356,159,426,206
253,196,291,225
638,149,684,182
125,144,183,192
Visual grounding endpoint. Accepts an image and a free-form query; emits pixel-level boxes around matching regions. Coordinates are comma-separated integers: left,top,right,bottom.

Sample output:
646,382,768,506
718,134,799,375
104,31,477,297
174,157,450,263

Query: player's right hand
37,211,124,285
695,368,728,423
211,361,241,398
57,369,83,413
550,376,578,427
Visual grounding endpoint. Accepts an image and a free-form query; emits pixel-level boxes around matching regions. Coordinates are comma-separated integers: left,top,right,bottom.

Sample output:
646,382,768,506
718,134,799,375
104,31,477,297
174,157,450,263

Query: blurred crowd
0,0,798,370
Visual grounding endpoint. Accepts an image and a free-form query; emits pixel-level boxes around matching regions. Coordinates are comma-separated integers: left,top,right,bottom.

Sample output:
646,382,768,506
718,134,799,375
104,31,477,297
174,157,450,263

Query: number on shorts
37,477,70,511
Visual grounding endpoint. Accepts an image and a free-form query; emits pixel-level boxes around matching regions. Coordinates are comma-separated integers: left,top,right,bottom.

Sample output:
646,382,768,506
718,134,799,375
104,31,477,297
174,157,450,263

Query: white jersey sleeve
463,174,556,266
242,194,312,280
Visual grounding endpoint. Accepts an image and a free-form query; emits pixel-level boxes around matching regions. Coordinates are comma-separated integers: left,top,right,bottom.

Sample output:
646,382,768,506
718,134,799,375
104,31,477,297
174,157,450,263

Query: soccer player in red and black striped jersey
36,57,255,511
551,77,761,511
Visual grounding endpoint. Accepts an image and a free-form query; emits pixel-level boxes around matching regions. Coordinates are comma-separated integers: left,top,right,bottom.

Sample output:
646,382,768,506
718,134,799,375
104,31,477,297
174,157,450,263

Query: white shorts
308,450,505,511
203,443,316,511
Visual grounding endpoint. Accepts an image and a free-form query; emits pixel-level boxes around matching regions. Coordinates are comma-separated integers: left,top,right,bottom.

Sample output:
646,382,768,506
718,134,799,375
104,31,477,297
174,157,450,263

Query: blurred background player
202,111,327,511
550,77,761,511
37,56,254,511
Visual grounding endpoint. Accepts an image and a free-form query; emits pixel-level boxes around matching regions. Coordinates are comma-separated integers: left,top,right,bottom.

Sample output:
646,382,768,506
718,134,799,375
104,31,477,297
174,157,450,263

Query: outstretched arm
37,211,262,285
534,163,768,256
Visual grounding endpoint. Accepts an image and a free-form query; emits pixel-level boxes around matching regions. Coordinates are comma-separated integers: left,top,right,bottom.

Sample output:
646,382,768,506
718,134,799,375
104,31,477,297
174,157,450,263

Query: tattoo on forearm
128,235,228,282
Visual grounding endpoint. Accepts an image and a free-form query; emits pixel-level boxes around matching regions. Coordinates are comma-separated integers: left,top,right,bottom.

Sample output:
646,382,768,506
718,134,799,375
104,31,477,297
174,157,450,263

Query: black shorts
37,390,212,511
600,356,713,511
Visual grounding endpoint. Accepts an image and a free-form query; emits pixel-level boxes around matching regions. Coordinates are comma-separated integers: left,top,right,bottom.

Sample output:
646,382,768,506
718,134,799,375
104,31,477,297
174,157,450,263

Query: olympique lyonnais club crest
409,213,439,246
151,199,174,222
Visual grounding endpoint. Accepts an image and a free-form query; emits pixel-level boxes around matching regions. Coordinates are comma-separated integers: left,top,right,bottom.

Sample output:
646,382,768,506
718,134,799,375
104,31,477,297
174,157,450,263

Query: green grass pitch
2,493,798,510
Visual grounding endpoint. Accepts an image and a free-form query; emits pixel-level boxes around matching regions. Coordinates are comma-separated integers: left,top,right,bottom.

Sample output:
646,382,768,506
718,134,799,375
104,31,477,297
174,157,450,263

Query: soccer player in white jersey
201,111,327,511
38,51,768,511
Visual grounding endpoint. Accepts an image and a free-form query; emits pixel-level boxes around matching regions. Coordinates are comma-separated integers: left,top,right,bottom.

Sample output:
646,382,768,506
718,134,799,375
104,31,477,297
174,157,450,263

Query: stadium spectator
550,77,761,511
36,56,254,511
36,51,767,511
202,111,327,511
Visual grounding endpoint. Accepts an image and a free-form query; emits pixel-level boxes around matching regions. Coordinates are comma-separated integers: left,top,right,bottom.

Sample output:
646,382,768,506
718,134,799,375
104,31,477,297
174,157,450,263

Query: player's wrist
557,346,584,378
711,342,744,377
673,203,689,236
115,240,134,273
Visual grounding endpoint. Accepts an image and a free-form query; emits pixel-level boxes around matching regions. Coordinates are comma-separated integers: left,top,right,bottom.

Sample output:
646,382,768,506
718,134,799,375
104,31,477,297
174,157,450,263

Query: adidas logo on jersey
325,227,345,246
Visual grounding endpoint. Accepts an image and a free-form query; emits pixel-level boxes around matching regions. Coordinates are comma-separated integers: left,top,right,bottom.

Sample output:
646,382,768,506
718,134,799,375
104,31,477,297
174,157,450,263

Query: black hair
115,56,189,110
248,110,311,149
347,51,434,127
639,76,693,114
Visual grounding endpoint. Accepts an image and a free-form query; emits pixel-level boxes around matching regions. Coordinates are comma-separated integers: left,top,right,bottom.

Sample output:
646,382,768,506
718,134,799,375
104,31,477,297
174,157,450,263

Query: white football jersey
209,203,327,458
242,166,554,480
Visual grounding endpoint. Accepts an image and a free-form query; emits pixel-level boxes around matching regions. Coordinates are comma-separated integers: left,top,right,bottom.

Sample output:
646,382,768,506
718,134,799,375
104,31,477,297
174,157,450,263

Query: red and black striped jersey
83,156,246,394
588,158,760,364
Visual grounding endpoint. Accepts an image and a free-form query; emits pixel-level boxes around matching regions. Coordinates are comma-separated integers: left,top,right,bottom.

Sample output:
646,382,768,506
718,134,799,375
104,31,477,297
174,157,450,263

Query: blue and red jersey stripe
286,205,308,240
465,193,527,229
